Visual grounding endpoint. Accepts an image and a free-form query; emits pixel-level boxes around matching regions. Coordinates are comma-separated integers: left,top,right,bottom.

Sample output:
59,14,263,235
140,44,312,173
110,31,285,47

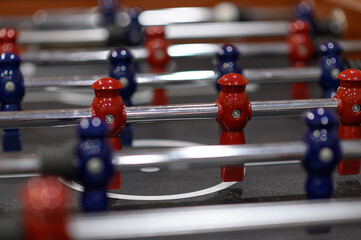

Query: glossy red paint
144,26,170,105
335,69,361,175
287,20,314,99
216,73,252,181
91,78,126,188
22,177,70,240
0,28,19,55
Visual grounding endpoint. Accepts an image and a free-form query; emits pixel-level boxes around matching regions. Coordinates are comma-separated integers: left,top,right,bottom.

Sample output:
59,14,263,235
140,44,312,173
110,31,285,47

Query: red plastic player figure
91,77,127,188
22,177,70,240
0,28,19,55
335,69,361,175
287,20,314,99
216,73,252,181
144,26,170,105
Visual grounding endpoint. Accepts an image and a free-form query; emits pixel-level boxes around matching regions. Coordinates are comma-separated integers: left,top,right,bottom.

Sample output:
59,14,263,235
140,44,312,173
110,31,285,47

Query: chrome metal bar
0,5,292,29
339,40,361,53
68,199,361,239
22,47,147,64
0,108,92,128
21,42,287,64
20,39,361,64
126,103,219,123
165,21,289,40
112,140,361,170
0,140,360,176
0,99,339,128
17,21,289,46
25,75,105,89
243,67,321,84
25,67,321,90
251,98,339,118
18,28,109,45
0,155,40,175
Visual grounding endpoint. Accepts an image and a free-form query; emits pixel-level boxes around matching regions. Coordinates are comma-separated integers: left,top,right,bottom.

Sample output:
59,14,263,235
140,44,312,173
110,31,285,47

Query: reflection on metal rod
0,99,338,128
18,21,290,46
68,199,361,239
112,140,361,170
18,28,110,45
126,103,219,123
0,140,360,176
0,108,92,128
25,67,321,90
251,98,338,118
20,40,361,64
165,21,289,40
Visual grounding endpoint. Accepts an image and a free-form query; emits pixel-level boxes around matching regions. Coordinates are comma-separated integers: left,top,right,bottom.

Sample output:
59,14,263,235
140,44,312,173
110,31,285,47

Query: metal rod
18,28,110,45
0,5,292,29
24,67,321,90
20,39,361,65
17,21,290,46
126,103,219,123
0,108,92,128
68,199,361,239
112,140,361,171
21,42,288,64
0,140,360,176
251,98,339,118
0,99,338,128
339,40,361,53
165,21,289,40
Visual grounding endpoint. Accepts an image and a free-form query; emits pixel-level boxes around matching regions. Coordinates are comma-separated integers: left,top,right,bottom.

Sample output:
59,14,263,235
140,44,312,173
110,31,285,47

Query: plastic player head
91,77,126,151
293,1,316,32
77,117,114,211
303,108,341,199
0,53,24,151
0,28,19,55
215,44,242,92
98,0,118,25
144,26,170,105
334,69,361,175
144,26,170,73
125,7,143,46
22,177,70,239
287,20,314,100
319,42,344,98
287,20,314,67
108,48,136,146
216,73,252,182
108,48,137,107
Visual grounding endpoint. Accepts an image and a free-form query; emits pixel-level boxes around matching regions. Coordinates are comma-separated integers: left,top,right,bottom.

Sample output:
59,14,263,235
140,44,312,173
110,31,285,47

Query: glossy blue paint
319,42,344,98
0,53,24,151
108,48,136,145
215,44,242,92
303,108,341,199
77,117,113,212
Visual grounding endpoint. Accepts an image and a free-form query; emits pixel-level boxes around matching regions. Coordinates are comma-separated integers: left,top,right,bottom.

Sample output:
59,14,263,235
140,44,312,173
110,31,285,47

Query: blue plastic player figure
303,108,341,199
319,42,344,98
98,0,118,25
125,7,144,46
0,53,24,151
77,117,114,212
293,2,316,33
108,48,136,146
215,44,242,92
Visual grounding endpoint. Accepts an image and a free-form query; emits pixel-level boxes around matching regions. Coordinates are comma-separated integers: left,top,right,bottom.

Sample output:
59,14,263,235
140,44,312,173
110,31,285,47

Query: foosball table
1,1,361,239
